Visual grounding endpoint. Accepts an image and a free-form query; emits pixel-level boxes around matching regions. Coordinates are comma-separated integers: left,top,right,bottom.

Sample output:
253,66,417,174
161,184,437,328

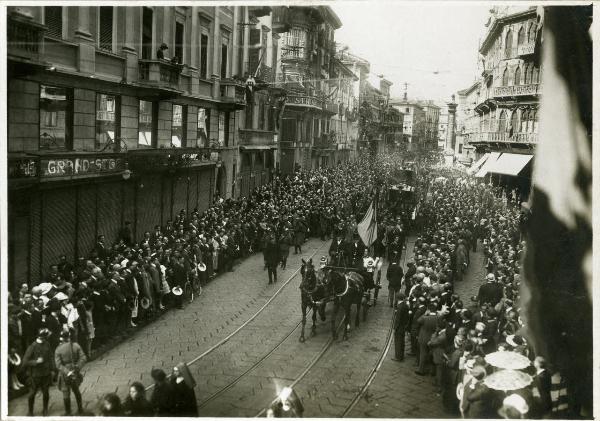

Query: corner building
6,5,287,288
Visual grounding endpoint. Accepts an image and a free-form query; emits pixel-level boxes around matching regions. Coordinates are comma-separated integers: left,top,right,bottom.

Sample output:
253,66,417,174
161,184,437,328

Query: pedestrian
170,362,198,417
415,303,439,376
150,368,174,416
22,328,54,416
428,318,448,392
392,294,410,361
263,232,280,285
99,393,123,416
279,228,291,270
123,381,153,416
460,365,493,418
386,259,404,307
54,329,86,415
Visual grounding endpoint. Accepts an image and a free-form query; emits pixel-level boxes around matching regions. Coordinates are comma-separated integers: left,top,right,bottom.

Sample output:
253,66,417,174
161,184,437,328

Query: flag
520,6,592,415
358,199,377,247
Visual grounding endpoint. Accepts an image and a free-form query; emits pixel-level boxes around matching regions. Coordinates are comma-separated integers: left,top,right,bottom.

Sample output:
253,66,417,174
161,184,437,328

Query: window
175,21,184,63
510,110,519,134
45,7,62,39
200,32,209,79
99,7,113,51
520,110,529,132
282,27,307,59
524,63,531,84
224,111,230,146
197,108,210,147
248,29,261,75
218,112,225,146
505,29,513,54
532,110,538,133
502,67,509,86
517,27,525,46
514,66,521,85
221,32,230,79
528,23,536,43
498,110,507,132
138,100,155,147
171,104,186,147
96,93,120,149
142,7,153,60
532,65,540,84
406,108,410,113
40,85,72,150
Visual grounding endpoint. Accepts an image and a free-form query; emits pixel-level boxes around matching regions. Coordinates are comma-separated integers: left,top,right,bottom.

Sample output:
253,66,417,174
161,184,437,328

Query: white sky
332,2,491,103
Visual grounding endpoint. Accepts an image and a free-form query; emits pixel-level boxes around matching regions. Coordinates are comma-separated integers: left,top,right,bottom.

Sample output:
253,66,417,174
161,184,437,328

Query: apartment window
405,108,410,113
510,110,519,134
218,112,226,146
524,63,531,84
197,108,210,147
258,102,265,130
514,66,521,85
95,93,120,149
502,68,509,86
138,100,155,147
520,110,529,132
39,85,72,150
171,104,186,147
44,7,63,39
248,29,261,74
142,7,153,60
200,32,209,79
505,29,513,53
99,7,113,51
282,27,307,59
528,23,537,43
175,21,184,63
498,110,507,132
517,26,525,46
221,32,230,79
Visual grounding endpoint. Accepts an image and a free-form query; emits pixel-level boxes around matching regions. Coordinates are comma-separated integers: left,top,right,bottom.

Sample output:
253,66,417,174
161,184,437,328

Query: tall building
438,105,448,150
455,81,481,163
6,5,286,288
390,98,425,150
419,100,441,148
468,7,541,188
274,6,343,173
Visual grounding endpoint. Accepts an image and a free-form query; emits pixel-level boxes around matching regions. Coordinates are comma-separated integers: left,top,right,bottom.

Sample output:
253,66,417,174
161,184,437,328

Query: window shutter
99,7,113,51
45,7,62,39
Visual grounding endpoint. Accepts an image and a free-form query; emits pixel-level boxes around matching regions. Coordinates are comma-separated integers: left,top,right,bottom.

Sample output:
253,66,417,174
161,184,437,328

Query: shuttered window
99,7,113,51
45,7,62,39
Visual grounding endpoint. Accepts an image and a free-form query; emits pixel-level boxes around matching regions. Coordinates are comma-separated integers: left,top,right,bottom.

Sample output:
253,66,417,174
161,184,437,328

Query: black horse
299,259,327,342
324,269,366,340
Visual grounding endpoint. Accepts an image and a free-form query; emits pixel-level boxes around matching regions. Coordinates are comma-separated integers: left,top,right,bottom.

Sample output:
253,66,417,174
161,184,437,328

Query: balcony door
498,110,507,133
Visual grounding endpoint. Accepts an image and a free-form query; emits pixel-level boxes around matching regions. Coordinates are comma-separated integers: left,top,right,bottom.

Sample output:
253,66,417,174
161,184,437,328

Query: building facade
437,105,448,150
470,7,541,156
419,100,441,148
390,98,425,149
6,5,286,288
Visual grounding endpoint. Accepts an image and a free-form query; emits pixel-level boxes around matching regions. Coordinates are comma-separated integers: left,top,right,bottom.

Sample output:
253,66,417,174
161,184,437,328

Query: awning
488,153,533,176
468,153,490,175
239,145,277,150
475,152,501,177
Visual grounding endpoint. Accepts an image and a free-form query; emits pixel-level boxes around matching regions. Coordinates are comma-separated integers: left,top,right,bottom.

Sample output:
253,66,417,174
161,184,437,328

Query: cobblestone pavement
347,241,487,418
10,237,489,417
8,238,328,416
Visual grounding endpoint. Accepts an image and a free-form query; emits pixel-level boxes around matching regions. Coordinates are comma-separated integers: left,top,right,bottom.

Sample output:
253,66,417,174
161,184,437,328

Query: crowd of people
8,154,403,416
393,169,567,419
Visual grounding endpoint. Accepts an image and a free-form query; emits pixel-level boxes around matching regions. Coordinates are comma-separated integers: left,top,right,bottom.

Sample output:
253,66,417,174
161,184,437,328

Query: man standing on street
22,328,54,416
393,294,410,361
386,259,404,307
415,303,439,376
54,329,87,415
477,273,504,307
263,232,280,284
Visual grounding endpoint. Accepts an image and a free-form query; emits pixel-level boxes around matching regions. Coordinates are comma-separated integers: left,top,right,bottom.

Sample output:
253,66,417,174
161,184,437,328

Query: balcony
238,128,276,149
138,59,183,92
517,43,536,56
255,63,274,83
286,95,323,111
127,147,217,173
220,78,246,106
7,12,46,64
493,83,541,99
472,132,538,144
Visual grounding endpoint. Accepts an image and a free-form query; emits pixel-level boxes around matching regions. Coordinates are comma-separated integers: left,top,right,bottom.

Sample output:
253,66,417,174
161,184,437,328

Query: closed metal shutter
96,182,122,246
172,176,188,216
122,181,135,237
76,186,97,258
42,188,76,273
188,172,199,213
44,7,63,39
29,194,42,282
198,168,212,212
136,175,161,240
8,192,30,287
162,177,173,224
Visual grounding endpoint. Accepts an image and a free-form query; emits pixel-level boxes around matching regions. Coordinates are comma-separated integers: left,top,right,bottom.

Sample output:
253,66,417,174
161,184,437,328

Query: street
9,235,487,417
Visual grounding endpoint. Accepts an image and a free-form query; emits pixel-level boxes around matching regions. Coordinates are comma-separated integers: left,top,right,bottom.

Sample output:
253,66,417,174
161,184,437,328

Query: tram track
144,240,328,393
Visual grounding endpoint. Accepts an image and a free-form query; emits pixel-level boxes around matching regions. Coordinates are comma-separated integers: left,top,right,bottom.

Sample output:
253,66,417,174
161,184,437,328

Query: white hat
54,292,69,301
502,394,529,415
172,287,183,296
197,263,207,272
38,283,53,296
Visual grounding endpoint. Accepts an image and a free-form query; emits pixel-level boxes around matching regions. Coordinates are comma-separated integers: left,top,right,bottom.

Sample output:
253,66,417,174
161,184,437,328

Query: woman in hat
170,362,198,417
123,381,153,416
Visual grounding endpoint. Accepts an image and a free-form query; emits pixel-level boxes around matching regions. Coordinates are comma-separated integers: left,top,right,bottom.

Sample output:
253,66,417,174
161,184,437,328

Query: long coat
54,341,87,392
263,239,280,267
461,378,493,418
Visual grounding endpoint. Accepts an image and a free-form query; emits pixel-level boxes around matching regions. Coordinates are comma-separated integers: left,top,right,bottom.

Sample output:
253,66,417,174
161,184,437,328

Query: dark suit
394,301,410,360
477,282,503,306
263,239,280,284
328,239,347,266
410,305,426,357
532,370,552,417
416,313,438,373
461,379,492,418
386,264,404,306
347,241,365,268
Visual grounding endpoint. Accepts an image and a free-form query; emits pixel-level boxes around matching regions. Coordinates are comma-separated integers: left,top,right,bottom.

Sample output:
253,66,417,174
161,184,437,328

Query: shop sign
41,156,125,178
8,158,38,178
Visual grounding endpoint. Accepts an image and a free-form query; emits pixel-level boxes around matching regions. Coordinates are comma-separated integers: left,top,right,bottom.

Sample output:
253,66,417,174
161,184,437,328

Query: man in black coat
477,273,504,307
393,293,410,361
328,234,346,266
263,232,280,284
386,261,404,307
